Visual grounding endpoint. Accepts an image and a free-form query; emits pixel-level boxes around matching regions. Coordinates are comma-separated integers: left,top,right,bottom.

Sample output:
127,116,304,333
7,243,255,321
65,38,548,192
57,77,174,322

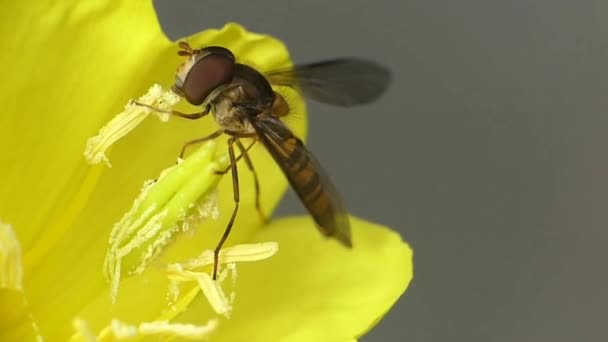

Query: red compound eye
180,46,236,106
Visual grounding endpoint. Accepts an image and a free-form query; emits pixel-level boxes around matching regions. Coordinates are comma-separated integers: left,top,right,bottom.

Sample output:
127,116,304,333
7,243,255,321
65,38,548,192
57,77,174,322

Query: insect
138,41,390,279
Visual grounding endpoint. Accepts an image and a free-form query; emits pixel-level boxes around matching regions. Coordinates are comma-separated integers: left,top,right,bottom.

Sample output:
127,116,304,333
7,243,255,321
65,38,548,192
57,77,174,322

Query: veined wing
251,115,351,246
265,58,391,107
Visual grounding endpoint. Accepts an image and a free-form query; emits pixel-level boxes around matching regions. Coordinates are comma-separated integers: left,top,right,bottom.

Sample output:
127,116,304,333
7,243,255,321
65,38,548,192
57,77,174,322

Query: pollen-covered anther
110,319,219,340
166,242,278,316
84,83,180,167
103,141,224,303
73,318,219,341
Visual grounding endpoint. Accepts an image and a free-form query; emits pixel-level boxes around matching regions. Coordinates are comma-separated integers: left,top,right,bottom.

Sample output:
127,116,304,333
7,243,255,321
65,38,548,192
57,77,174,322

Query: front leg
179,130,225,159
132,101,209,120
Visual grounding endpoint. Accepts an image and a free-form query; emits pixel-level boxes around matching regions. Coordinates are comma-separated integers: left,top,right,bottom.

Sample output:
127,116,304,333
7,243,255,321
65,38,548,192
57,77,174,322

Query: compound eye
181,47,236,105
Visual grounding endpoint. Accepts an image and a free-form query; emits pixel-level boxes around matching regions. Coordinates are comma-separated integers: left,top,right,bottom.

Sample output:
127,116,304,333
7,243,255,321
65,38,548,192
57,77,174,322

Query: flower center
87,85,279,340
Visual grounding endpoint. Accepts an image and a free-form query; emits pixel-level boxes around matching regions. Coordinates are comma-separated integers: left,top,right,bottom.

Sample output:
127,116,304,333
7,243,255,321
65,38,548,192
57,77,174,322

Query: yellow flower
0,1,413,341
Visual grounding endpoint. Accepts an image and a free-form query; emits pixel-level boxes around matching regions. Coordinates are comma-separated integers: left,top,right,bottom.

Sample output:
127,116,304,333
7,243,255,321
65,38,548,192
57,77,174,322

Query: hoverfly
138,41,390,279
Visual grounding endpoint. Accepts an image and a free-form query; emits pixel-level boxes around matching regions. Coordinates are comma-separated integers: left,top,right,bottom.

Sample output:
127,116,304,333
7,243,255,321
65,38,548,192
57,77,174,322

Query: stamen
72,318,96,342
0,220,23,291
110,320,137,339
140,320,219,338
166,242,278,316
189,270,231,316
0,220,43,342
84,84,180,167
179,242,279,270
104,141,225,302
110,319,219,340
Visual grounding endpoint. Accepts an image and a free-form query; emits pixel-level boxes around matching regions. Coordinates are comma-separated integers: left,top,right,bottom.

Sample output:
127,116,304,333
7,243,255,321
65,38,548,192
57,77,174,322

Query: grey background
155,1,608,341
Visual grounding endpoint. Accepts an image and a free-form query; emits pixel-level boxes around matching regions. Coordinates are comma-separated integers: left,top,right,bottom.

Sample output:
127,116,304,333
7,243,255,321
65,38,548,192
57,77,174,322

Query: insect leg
212,137,240,280
132,101,209,120
214,136,257,174
177,41,199,56
179,130,224,159
236,139,265,222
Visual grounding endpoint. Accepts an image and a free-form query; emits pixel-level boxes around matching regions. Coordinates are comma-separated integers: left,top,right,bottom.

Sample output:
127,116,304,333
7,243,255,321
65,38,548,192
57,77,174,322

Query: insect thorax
211,92,257,134
210,64,280,134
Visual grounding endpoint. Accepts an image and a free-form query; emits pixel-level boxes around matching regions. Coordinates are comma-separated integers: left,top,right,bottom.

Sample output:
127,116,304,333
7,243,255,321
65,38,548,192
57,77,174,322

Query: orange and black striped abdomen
251,116,351,247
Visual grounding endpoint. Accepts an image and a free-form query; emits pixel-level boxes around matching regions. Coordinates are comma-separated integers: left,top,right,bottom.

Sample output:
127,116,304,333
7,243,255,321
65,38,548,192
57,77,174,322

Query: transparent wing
265,58,391,107
250,115,351,246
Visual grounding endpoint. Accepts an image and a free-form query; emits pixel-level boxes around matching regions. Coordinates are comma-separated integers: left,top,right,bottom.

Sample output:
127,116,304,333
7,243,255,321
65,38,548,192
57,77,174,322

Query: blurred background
155,1,608,341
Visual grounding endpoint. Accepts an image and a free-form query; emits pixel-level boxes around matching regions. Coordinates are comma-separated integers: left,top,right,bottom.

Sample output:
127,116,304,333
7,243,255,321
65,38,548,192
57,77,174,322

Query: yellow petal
0,0,305,338
175,216,413,341
0,289,42,342
0,1,168,253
